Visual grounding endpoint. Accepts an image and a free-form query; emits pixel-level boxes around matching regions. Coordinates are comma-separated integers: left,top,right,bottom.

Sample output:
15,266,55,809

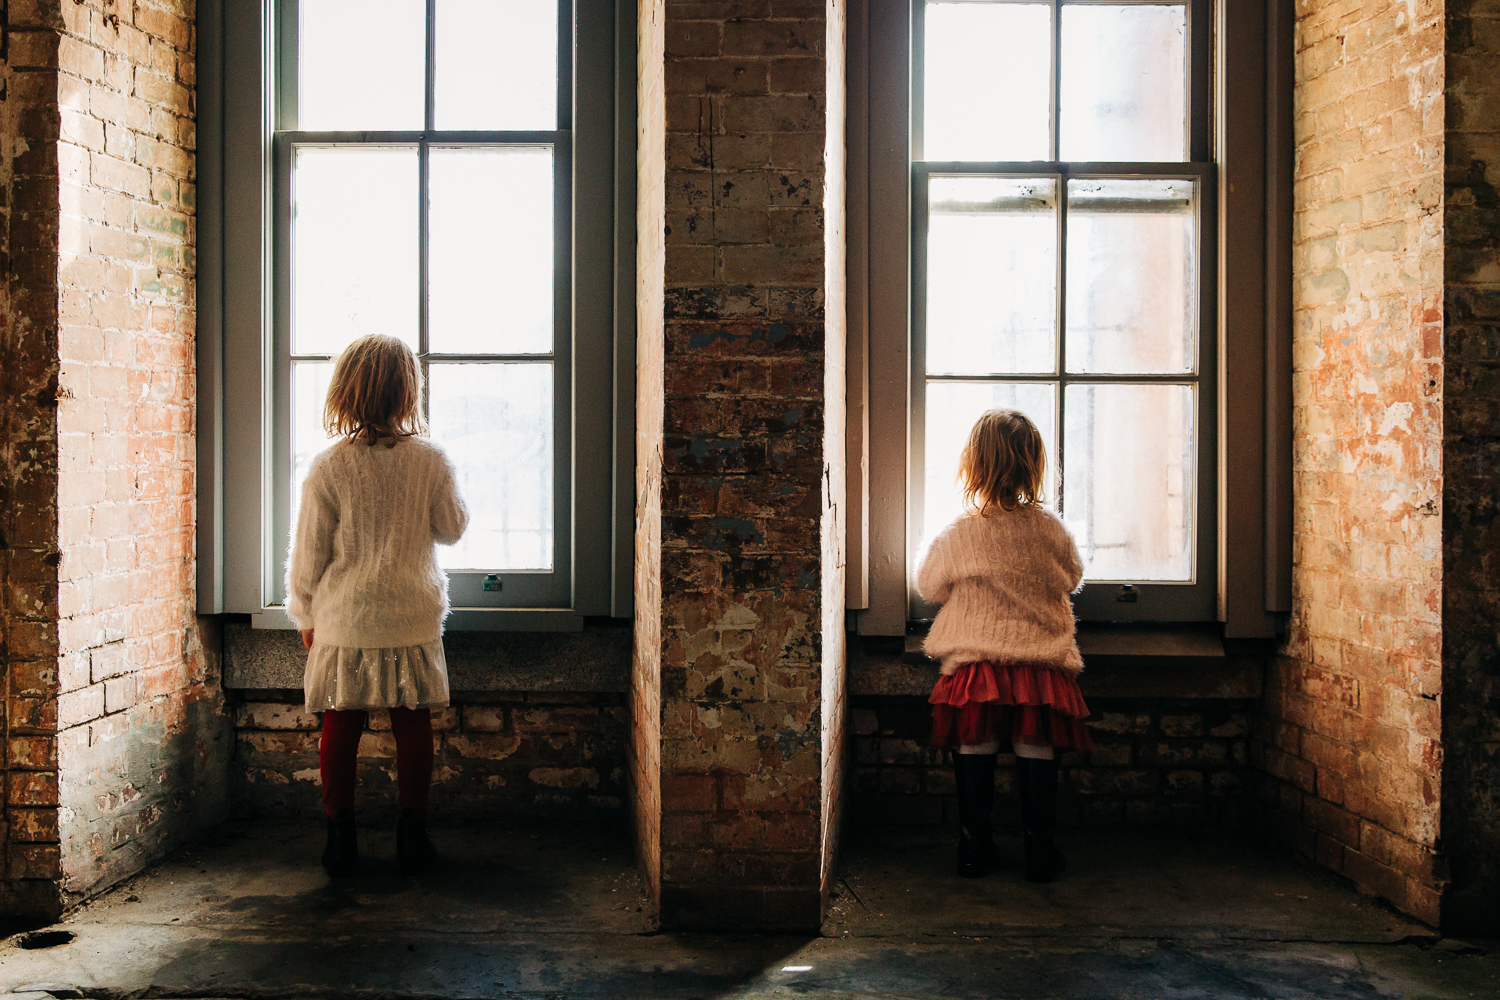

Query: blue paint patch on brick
686,324,791,350
710,518,765,547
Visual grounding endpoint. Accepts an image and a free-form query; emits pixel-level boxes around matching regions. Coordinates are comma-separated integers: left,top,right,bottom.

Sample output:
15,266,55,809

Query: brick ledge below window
221,621,630,693
851,623,1265,700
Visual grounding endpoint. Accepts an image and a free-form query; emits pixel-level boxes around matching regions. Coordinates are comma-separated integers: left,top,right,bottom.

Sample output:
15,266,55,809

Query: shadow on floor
0,820,1495,1000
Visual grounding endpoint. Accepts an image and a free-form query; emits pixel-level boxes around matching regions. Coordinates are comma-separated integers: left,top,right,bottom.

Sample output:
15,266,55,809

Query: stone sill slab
852,624,1264,699
224,621,1263,703
223,622,632,693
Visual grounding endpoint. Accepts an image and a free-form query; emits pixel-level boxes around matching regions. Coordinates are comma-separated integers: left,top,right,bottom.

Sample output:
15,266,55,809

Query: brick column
1,9,66,924
1265,0,1446,925
632,0,846,930
1,0,229,923
1440,0,1500,933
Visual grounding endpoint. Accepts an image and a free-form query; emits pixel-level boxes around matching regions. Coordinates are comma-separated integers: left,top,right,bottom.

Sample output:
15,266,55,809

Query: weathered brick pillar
632,0,847,930
1,8,67,924
1440,0,1500,933
1,0,229,923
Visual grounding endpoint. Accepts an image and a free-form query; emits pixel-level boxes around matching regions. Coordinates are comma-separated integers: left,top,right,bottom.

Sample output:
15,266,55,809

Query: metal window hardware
483,575,503,592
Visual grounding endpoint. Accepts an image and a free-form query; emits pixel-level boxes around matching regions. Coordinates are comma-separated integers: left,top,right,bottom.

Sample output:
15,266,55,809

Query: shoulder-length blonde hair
323,335,427,445
958,408,1047,514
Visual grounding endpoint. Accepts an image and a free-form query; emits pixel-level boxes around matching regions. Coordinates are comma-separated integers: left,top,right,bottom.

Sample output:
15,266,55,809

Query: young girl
286,334,469,877
917,409,1092,883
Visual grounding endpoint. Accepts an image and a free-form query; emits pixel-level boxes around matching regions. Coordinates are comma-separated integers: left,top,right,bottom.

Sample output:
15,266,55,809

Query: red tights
319,707,433,817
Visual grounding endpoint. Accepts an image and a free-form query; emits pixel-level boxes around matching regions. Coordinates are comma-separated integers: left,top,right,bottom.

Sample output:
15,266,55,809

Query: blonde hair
323,335,426,446
958,409,1047,514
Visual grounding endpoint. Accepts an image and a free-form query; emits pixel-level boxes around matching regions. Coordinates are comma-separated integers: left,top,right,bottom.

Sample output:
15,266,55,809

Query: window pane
922,382,1057,548
924,2,1051,162
292,147,419,356
299,0,424,131
291,361,337,527
1065,179,1195,374
435,0,558,130
1060,4,1187,162
428,148,554,355
1063,383,1194,581
429,363,553,571
928,177,1057,375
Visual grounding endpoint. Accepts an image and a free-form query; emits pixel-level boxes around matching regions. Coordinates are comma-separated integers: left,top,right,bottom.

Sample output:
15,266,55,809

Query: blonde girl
286,334,468,877
916,409,1092,882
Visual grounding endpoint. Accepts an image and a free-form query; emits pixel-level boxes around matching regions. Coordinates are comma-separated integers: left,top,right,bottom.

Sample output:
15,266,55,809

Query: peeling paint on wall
1261,0,1447,926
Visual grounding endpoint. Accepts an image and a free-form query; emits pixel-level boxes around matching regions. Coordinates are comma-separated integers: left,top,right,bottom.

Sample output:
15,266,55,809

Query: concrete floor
1,821,1495,999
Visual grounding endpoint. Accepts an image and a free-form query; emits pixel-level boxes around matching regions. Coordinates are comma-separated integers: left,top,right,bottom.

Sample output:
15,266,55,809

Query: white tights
958,740,1054,760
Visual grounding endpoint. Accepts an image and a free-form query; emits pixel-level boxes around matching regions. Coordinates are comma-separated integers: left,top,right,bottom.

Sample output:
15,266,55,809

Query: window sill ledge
849,623,1264,700
251,607,587,633
223,621,629,693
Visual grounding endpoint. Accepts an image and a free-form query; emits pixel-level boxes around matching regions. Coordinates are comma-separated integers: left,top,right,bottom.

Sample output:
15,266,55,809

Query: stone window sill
222,621,631,694
850,622,1265,700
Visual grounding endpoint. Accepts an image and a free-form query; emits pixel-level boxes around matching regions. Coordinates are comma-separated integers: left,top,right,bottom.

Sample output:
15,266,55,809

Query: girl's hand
301,628,315,650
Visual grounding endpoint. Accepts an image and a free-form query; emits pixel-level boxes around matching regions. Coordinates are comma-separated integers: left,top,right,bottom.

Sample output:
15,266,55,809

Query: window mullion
425,0,437,132
1055,169,1067,513
420,0,435,380
1049,0,1061,162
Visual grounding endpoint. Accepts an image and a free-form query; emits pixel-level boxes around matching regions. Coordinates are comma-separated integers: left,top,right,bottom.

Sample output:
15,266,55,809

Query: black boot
396,809,437,874
321,810,359,878
953,751,999,878
1017,756,1065,883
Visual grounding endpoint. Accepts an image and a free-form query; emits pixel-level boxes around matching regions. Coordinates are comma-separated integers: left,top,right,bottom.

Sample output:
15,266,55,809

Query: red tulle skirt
929,660,1094,751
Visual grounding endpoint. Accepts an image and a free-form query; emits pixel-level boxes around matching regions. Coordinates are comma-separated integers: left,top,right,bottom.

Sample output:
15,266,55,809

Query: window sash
909,160,1218,620
268,0,576,611
906,0,1219,622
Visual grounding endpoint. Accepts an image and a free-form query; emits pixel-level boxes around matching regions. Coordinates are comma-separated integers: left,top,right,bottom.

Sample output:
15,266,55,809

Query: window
911,0,1214,621
852,0,1288,636
205,0,631,629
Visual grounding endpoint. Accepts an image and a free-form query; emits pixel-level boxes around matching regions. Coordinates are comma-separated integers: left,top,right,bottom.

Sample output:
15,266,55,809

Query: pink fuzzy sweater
916,507,1085,676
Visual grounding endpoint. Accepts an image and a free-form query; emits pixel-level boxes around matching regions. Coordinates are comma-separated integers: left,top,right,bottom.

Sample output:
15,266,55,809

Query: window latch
483,574,502,593
1117,585,1137,603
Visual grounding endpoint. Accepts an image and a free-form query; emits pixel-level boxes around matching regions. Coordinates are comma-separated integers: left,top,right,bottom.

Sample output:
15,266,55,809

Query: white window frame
198,0,636,631
848,0,1292,638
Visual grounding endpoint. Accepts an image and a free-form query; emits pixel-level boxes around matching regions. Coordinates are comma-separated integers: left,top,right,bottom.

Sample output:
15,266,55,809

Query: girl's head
958,408,1047,514
323,335,426,446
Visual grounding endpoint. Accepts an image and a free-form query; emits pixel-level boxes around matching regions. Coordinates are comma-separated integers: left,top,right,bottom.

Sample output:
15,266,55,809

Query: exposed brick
9,807,61,843
8,770,59,808
236,703,320,731
1266,0,1451,928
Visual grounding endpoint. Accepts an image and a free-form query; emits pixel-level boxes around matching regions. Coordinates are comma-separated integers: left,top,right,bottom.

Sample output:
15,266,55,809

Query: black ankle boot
396,809,437,874
1017,756,1065,883
953,751,999,878
322,810,359,878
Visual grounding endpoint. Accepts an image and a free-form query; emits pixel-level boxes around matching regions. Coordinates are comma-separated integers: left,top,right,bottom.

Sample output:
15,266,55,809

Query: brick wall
1264,0,1446,925
50,0,229,905
644,0,836,930
233,692,626,821
851,697,1253,833
2,0,229,924
1,4,67,926
1440,0,1500,933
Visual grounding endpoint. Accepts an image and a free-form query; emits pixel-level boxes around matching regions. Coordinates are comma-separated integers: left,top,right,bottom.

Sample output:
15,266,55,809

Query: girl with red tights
286,335,469,877
916,409,1093,883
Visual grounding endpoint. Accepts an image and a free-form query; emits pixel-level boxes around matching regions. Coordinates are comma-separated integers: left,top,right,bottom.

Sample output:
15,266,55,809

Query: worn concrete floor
1,821,1495,999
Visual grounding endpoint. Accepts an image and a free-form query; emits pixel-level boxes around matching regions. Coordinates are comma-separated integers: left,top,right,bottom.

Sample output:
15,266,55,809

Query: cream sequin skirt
303,641,451,711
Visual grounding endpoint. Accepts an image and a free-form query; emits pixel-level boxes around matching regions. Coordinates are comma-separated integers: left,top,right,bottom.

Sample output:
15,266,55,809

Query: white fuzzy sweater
916,507,1085,676
286,437,469,648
